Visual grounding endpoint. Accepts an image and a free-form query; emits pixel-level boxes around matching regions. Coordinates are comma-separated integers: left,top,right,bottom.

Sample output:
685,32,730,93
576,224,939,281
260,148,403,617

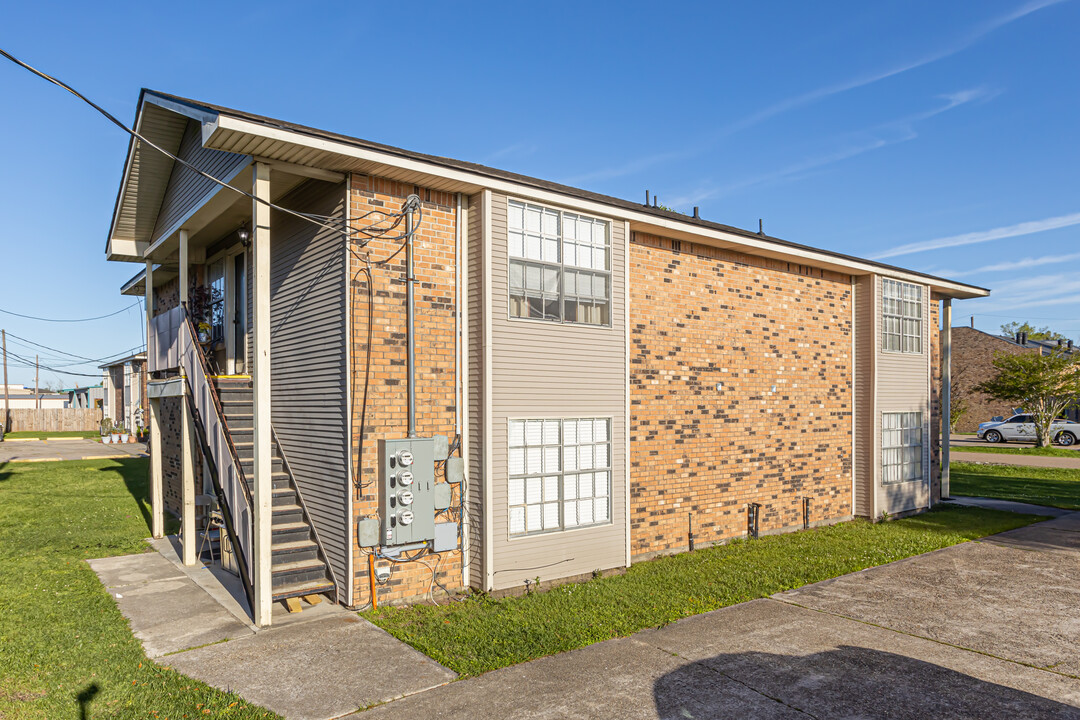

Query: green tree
976,350,1080,447
999,321,1069,342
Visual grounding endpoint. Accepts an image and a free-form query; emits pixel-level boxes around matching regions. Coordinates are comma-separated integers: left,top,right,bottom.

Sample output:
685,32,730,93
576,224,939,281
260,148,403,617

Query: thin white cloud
670,89,987,207
715,0,1063,137
578,1,1062,185
872,212,1080,259
486,142,537,162
936,252,1080,278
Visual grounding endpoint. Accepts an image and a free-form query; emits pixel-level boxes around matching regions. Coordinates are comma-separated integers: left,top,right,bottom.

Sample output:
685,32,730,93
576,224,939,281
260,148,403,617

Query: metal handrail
271,426,341,597
181,305,251,504
184,388,254,613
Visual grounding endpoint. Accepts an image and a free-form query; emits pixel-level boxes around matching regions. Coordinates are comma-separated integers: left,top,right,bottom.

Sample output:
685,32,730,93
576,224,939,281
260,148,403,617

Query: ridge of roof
139,89,989,295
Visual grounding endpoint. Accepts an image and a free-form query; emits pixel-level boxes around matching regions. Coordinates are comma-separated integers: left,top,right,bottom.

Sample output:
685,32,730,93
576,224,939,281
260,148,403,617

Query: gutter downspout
455,192,467,590
942,298,952,500
405,194,420,438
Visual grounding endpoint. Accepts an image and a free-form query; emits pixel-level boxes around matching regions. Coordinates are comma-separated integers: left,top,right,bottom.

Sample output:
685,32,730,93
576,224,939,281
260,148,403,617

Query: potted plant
100,418,114,444
197,322,212,343
112,424,124,444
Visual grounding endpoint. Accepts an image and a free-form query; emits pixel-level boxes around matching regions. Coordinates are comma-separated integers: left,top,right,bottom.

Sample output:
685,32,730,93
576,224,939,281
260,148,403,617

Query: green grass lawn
951,460,1080,509
0,458,279,719
3,431,101,440
952,444,1080,458
365,506,1042,677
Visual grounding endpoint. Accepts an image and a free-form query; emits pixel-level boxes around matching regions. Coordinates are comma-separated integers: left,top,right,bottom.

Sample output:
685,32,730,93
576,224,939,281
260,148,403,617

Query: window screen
508,200,611,326
882,412,924,484
508,418,612,536
881,279,922,353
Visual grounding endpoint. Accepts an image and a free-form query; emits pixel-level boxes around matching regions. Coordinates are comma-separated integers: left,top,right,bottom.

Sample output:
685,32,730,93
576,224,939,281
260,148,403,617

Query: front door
226,250,247,375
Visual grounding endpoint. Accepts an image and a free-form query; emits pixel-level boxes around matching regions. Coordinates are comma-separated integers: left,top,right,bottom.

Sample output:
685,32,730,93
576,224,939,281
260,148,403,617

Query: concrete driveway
357,510,1080,718
0,437,146,462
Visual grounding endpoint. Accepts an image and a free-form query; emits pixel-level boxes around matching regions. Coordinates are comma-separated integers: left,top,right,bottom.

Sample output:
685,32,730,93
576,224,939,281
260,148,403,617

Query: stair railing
271,426,341,598
178,307,254,600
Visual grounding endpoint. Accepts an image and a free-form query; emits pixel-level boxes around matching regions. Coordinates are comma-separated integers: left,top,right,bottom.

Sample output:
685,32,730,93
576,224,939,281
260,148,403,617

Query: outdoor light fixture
237,225,251,247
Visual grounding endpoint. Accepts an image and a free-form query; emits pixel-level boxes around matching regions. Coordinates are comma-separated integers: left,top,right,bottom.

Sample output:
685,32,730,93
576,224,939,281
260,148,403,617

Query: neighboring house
0,384,68,409
949,327,1079,432
105,90,988,627
100,354,147,431
64,385,105,410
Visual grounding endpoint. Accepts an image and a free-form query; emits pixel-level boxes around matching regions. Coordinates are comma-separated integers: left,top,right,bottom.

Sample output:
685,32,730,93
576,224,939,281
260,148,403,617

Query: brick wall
160,395,183,518
349,174,463,606
628,232,853,558
950,327,1032,433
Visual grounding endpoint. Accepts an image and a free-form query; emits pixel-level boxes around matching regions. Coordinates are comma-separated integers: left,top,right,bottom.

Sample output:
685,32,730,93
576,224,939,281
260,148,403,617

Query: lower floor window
508,417,611,536
882,412,923,483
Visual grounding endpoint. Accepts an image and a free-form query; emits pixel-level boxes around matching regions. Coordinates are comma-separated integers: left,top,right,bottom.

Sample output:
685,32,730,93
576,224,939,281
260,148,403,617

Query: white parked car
976,414,1079,446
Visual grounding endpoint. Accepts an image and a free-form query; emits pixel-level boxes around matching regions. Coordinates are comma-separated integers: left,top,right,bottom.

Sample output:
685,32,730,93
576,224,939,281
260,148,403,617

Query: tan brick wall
348,174,463,606
628,232,853,557
950,327,1032,433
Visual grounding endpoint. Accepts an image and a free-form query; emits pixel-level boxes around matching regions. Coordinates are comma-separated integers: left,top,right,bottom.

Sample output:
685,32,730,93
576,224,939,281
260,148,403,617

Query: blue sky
0,0,1077,387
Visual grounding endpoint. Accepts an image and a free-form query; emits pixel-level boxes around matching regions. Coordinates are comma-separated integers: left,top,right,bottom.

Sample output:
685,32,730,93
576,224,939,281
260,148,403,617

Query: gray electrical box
434,483,452,511
379,437,436,546
434,522,458,552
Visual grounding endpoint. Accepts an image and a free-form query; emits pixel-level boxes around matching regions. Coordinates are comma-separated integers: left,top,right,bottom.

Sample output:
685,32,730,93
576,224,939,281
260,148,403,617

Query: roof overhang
111,90,989,300
120,264,179,297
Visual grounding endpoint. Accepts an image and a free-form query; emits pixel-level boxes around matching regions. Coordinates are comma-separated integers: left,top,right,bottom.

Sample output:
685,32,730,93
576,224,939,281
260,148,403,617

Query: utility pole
35,354,40,410
2,330,8,435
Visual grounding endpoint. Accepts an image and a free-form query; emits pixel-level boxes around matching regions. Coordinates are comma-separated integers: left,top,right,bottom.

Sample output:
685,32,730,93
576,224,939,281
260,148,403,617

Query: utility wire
5,348,108,378
0,301,141,323
0,47,419,245
4,331,143,364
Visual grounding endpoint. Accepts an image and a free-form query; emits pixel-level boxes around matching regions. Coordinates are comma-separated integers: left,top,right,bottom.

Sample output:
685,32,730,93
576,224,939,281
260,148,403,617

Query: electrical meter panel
379,438,436,546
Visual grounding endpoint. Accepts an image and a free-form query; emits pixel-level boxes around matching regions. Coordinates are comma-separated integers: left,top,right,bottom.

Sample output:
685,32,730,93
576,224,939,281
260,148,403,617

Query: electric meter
396,450,414,466
397,471,414,486
397,490,414,506
399,510,414,525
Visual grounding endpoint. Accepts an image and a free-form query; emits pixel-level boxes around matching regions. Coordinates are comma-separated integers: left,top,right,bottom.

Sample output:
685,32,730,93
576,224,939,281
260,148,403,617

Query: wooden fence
3,408,103,433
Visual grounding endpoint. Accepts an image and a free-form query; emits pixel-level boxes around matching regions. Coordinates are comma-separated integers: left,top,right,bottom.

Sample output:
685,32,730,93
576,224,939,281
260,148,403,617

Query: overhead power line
0,301,141,324
4,348,108,379
3,330,143,364
0,47,420,246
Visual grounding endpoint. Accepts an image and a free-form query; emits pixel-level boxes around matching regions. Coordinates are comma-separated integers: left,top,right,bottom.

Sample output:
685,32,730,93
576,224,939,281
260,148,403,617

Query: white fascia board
144,93,218,126
208,115,989,300
107,237,148,263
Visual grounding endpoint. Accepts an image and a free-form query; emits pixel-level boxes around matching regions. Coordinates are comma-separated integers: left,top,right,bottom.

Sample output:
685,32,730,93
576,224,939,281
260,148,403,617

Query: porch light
237,225,251,247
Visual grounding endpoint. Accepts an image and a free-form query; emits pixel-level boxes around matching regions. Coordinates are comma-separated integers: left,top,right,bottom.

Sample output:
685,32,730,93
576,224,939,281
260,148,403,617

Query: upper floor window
507,200,611,326
882,279,922,353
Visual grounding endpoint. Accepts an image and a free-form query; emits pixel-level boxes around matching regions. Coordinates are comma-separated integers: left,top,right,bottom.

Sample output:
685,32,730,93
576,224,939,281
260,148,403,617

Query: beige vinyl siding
269,179,349,591
875,276,930,515
466,193,486,589
853,274,876,518
488,192,627,591
152,119,250,243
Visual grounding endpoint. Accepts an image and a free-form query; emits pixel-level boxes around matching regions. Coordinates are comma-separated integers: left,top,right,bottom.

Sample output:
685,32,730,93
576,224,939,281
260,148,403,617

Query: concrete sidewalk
90,540,455,720
950,449,1080,469
355,511,1080,719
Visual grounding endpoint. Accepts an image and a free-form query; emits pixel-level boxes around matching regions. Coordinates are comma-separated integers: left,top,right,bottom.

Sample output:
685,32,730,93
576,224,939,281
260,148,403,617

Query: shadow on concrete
654,646,1080,719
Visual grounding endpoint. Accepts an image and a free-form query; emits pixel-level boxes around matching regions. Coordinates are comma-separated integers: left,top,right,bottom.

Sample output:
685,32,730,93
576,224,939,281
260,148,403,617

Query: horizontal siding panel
270,179,349,595
487,191,628,590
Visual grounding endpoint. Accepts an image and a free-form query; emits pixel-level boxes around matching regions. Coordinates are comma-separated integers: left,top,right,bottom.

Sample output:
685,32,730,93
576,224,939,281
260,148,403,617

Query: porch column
252,161,273,626
941,299,952,499
146,260,165,539
179,230,189,307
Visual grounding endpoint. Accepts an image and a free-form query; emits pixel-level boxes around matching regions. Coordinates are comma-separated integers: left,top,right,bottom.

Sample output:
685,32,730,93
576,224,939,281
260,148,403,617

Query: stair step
272,521,310,532
272,579,335,602
271,557,325,574
272,539,317,553
224,413,253,429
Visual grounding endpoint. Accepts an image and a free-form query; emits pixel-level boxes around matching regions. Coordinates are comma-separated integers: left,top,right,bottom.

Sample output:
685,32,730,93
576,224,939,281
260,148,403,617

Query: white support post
181,392,196,565
149,396,164,538
942,299,952,499
179,230,190,308
252,162,273,627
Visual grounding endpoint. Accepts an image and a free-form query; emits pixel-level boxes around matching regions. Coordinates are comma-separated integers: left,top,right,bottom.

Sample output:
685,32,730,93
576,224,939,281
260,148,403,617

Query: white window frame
506,199,612,327
882,411,924,484
881,278,923,354
507,417,612,537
